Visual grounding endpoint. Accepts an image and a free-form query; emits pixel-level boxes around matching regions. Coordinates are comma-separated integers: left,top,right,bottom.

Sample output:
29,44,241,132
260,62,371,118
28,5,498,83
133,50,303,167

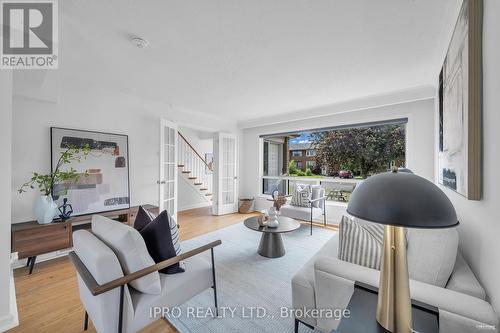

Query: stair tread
181,171,191,173
194,183,203,185
188,177,197,180
205,193,212,196
199,188,208,191
177,164,185,167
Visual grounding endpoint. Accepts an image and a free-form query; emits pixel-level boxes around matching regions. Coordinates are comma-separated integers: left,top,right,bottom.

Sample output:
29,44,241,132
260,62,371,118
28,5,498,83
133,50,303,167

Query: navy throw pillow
133,206,156,231
138,210,185,274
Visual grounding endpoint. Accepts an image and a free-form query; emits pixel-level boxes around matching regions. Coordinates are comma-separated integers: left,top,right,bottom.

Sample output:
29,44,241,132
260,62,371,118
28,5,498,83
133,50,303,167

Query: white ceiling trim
237,85,436,129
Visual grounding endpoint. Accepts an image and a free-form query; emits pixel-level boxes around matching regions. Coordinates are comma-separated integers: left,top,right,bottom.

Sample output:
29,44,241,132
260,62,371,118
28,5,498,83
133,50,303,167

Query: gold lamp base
376,225,413,333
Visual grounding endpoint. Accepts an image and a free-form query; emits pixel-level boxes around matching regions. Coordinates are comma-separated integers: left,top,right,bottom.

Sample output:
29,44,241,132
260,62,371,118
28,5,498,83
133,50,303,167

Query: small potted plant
18,145,90,224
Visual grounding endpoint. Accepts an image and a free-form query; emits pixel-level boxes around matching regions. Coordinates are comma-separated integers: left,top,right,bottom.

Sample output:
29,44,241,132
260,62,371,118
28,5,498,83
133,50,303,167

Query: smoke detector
130,36,149,49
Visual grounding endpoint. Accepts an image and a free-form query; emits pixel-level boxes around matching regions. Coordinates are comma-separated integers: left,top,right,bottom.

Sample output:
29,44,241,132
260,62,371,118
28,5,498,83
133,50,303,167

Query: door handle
157,180,166,184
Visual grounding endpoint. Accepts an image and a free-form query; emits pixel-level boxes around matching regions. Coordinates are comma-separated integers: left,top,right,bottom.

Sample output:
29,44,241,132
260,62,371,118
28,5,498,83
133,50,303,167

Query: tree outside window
313,124,405,178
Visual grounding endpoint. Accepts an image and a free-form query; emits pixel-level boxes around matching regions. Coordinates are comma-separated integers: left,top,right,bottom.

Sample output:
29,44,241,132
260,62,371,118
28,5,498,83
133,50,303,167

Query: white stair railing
178,132,213,198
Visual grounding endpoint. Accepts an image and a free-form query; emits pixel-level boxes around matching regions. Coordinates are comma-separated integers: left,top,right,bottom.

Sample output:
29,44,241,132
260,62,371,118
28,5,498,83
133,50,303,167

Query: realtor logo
1,0,58,69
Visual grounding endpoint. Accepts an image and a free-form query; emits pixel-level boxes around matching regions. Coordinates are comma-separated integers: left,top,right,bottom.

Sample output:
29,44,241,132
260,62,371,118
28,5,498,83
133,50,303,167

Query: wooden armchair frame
69,240,222,333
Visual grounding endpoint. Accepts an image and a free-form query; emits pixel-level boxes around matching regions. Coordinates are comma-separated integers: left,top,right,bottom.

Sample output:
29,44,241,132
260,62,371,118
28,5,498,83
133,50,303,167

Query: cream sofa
292,227,499,333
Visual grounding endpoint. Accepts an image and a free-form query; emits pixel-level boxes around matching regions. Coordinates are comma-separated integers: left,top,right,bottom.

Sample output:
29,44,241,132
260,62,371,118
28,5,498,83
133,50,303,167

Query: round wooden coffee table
244,216,301,258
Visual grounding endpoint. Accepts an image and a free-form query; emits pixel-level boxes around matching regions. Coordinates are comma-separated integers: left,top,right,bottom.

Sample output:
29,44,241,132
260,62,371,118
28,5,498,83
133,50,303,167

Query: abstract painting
51,127,130,216
438,0,482,200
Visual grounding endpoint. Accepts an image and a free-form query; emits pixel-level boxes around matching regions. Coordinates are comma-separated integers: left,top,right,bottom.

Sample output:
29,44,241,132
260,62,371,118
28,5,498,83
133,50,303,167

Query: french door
213,133,238,215
159,119,178,219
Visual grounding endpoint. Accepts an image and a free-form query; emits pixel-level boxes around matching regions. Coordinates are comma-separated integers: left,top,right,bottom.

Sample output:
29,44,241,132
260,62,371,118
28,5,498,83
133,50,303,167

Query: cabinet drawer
13,223,71,258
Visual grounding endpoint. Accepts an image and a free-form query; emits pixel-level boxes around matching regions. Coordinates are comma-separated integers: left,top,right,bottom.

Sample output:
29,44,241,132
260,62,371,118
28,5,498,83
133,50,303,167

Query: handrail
69,240,222,296
178,132,213,171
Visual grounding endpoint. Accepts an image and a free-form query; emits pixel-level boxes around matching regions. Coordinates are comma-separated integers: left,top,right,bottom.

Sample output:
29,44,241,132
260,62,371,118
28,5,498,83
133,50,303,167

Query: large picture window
261,119,407,202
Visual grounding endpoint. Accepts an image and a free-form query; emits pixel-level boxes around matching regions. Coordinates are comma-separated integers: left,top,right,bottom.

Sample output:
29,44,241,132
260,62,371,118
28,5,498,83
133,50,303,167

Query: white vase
267,207,280,228
34,195,57,224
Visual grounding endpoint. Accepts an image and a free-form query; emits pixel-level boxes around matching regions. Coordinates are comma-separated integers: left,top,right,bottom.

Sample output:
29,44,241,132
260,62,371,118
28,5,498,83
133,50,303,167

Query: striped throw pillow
291,184,312,207
338,215,384,270
168,213,181,255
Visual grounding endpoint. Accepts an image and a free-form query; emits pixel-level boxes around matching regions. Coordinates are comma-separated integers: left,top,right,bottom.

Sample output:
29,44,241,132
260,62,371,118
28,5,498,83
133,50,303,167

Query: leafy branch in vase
18,145,91,196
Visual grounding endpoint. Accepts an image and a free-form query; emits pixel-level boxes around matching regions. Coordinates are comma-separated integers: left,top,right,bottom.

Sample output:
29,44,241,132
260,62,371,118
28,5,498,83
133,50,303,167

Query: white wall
239,98,436,201
0,71,18,332
178,176,210,211
11,74,236,223
439,0,500,314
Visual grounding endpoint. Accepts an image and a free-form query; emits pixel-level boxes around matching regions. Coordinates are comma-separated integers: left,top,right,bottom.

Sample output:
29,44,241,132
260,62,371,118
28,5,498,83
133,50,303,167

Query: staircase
178,132,213,204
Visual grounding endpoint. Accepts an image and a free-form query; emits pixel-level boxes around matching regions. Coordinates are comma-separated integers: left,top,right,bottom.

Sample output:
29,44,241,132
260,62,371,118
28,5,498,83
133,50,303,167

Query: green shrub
296,170,306,176
288,160,298,175
305,168,313,176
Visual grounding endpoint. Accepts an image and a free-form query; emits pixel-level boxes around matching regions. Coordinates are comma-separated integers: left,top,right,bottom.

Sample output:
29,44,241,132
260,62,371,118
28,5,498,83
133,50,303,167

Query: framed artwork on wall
205,153,213,174
51,127,130,216
438,0,483,200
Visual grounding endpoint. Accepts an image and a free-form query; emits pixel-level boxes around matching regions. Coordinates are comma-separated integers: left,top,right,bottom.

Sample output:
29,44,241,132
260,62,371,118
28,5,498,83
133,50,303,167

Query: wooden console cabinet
11,204,159,274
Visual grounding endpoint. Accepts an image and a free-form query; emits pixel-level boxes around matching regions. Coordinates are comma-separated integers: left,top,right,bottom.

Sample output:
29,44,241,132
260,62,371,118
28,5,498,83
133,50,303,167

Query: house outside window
306,160,316,168
261,120,407,202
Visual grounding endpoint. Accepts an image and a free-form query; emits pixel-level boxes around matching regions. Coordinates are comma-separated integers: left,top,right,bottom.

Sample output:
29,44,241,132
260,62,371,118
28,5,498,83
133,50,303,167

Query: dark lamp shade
347,172,458,229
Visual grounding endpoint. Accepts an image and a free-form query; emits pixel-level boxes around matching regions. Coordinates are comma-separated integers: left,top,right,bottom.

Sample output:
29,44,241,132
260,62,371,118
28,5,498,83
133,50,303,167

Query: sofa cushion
130,253,213,331
338,215,384,269
446,252,486,300
280,204,323,221
73,230,126,333
407,227,458,287
92,215,161,295
291,233,339,327
139,210,185,274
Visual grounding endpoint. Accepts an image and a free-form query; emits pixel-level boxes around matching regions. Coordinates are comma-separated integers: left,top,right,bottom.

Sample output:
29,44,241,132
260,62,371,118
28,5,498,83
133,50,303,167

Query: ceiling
51,0,459,122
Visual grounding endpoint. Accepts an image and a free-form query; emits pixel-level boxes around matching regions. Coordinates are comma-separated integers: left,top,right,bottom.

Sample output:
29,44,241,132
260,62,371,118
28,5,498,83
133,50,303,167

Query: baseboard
0,269,19,332
178,201,211,212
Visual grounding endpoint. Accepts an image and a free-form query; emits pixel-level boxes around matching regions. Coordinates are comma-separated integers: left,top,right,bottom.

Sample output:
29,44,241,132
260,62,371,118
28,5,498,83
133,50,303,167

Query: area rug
168,221,336,333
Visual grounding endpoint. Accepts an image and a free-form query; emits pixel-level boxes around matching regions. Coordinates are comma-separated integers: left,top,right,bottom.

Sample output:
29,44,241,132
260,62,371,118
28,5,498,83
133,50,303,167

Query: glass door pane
159,119,178,219
214,132,238,215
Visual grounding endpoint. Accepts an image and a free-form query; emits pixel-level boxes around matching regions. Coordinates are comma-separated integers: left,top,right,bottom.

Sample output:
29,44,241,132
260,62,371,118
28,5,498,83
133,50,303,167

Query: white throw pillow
406,228,458,287
91,215,161,295
291,184,312,207
311,185,325,208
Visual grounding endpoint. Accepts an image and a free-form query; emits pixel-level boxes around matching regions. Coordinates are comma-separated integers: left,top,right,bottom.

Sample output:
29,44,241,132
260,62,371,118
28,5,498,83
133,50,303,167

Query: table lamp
346,169,458,333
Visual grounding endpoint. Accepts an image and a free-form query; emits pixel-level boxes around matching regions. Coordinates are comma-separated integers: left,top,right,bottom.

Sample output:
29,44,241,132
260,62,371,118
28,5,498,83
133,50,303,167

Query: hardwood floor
8,207,335,333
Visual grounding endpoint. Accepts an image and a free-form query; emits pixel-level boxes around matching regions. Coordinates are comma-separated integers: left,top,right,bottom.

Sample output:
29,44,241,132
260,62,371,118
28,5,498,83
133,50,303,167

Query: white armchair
292,229,499,333
70,218,221,333
279,185,327,235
